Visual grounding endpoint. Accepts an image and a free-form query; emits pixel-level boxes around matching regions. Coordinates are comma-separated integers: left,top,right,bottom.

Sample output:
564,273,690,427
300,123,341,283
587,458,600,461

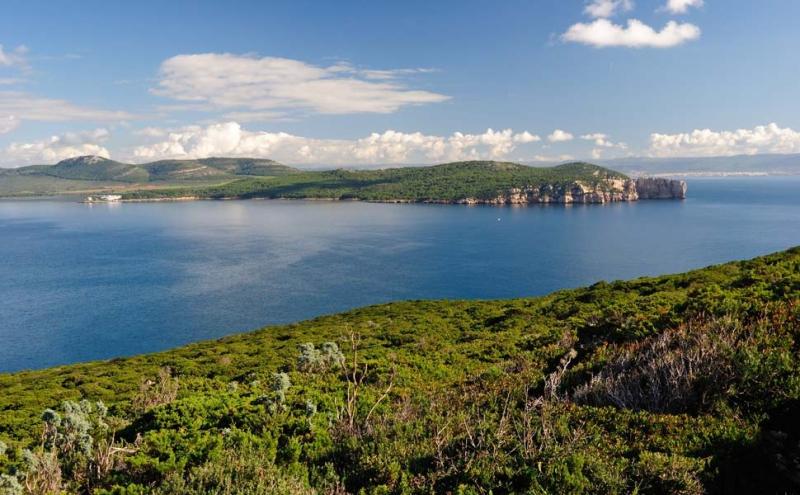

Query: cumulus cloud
584,0,634,18
131,122,541,165
581,132,627,149
152,53,449,117
649,123,800,157
663,0,703,14
562,18,700,48
548,129,574,142
1,128,111,166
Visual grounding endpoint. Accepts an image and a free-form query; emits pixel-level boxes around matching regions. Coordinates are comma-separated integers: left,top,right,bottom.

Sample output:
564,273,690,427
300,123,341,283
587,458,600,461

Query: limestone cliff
444,177,686,205
634,177,688,200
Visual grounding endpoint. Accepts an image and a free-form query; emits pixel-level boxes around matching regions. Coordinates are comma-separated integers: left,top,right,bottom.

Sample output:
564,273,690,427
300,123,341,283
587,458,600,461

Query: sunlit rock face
634,177,688,200
422,177,685,205
447,177,685,205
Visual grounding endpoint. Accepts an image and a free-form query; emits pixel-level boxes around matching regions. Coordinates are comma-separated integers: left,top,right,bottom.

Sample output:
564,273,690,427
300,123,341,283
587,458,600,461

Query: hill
124,160,684,203
0,248,798,493
0,156,299,196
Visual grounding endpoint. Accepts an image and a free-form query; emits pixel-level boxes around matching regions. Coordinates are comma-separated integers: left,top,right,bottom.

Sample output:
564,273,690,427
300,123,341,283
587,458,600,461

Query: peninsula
121,160,687,204
0,156,686,203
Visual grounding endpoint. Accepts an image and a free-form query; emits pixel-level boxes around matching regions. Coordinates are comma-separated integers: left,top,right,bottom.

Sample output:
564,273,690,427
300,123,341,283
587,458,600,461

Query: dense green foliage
1,248,799,494
0,156,299,196
122,161,629,201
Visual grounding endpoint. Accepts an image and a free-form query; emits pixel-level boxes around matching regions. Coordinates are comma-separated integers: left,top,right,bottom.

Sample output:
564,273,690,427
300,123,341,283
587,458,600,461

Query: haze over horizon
1,0,799,168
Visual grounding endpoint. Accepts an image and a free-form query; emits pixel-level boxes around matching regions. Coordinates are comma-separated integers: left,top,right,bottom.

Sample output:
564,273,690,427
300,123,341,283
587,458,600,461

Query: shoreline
117,195,686,205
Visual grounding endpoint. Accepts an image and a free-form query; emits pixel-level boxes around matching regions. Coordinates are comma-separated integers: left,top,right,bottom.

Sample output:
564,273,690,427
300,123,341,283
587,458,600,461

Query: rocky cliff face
442,177,686,205
634,177,688,200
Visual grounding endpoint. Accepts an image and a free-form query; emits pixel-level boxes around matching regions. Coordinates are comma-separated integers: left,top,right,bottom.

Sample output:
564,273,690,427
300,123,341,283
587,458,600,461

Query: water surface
1,177,799,371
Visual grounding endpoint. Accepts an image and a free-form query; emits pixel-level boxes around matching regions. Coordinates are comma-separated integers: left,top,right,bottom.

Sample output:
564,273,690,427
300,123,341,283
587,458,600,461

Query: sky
0,0,799,167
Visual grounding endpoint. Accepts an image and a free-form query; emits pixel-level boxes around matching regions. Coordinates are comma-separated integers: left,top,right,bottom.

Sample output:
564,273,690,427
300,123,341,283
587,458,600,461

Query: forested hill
0,248,798,493
122,160,648,203
0,156,300,196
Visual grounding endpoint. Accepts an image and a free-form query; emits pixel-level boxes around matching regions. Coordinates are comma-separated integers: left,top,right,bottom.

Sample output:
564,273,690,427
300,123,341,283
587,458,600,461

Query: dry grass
572,315,747,413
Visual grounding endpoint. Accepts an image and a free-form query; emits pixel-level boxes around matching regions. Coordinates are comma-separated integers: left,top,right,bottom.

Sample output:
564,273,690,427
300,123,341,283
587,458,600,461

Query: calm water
2,177,799,372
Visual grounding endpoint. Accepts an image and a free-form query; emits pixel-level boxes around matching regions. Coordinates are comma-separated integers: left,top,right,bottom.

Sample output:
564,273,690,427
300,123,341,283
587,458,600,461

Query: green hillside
0,156,300,197
141,158,297,181
0,248,798,494
124,161,630,201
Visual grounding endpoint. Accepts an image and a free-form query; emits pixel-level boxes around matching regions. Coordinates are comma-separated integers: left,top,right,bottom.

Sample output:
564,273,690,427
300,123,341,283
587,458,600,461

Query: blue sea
1,177,799,372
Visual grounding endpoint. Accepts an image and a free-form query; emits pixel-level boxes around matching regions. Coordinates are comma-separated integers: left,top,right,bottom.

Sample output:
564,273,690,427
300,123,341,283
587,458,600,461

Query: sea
1,177,799,371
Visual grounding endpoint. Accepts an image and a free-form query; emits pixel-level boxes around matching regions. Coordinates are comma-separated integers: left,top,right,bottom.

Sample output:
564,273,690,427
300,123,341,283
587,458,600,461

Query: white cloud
562,18,700,48
649,123,800,157
0,115,18,134
581,132,627,149
580,133,627,159
548,129,574,142
529,154,576,163
152,53,449,117
663,0,703,14
0,91,134,132
2,128,111,166
513,131,541,144
0,45,27,68
131,122,541,165
584,0,634,18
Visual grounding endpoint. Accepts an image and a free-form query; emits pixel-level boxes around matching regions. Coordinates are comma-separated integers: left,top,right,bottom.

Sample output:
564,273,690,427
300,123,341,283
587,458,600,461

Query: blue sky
0,0,798,166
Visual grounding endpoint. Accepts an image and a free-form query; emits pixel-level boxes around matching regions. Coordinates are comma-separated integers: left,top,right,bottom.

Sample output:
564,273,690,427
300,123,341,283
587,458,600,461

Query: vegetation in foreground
0,248,799,494
121,161,629,202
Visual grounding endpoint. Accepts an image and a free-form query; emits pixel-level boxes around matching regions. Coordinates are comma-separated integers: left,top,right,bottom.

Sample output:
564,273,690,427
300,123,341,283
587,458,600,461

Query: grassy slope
122,161,630,201
0,248,798,493
0,157,299,197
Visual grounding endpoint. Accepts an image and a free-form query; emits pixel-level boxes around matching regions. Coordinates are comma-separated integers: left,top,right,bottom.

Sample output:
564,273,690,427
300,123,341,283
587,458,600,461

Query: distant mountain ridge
0,156,300,183
598,153,800,176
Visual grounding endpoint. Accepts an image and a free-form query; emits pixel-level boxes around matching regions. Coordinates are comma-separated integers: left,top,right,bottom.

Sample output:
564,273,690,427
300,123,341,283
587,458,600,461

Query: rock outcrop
435,177,685,205
634,177,688,200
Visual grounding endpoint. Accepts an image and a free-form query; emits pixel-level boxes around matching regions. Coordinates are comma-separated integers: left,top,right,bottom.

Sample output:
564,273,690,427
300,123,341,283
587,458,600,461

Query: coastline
117,195,686,205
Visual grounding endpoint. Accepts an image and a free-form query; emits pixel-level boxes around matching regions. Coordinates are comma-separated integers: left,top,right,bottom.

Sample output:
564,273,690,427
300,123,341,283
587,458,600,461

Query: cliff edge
452,177,686,205
635,177,688,200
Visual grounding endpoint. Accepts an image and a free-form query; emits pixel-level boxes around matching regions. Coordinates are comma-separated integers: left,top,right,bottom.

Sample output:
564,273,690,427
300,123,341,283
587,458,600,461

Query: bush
572,316,743,413
297,342,345,372
635,451,705,495
131,367,179,414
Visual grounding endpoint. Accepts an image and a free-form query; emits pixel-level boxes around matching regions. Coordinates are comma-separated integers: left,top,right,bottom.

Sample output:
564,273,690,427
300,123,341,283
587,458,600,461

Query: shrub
19,449,62,495
0,474,23,495
297,342,345,372
572,316,743,413
154,446,314,495
635,451,705,495
131,367,179,414
271,372,291,395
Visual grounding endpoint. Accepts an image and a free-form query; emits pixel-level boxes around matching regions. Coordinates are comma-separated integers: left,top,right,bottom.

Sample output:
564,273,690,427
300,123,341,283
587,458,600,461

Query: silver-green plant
305,400,317,417
297,342,345,372
0,474,23,495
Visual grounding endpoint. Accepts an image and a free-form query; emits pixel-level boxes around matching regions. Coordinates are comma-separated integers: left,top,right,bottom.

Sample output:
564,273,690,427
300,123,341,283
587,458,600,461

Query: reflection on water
1,177,800,371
